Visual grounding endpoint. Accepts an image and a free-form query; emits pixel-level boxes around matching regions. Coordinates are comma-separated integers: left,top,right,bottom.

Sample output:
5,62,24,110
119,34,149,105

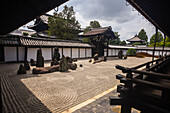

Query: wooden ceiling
0,0,69,35
127,0,170,37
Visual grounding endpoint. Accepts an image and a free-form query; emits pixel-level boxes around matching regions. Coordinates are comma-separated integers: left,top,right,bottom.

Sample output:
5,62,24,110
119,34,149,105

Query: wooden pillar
152,27,158,62
162,34,166,56
107,41,109,57
51,47,53,60
70,47,72,58
16,46,19,62
0,76,2,113
78,48,80,58
24,46,28,61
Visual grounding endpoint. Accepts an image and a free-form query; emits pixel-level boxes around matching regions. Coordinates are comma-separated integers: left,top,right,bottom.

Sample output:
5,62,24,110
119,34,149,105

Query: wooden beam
16,46,19,62
152,27,158,61
24,46,28,61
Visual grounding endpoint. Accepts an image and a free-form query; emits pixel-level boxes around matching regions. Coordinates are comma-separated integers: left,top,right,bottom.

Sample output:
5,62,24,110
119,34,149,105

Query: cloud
47,0,155,41
64,0,135,23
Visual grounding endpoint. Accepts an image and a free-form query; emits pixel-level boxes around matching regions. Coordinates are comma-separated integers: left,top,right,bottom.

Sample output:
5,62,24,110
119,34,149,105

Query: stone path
1,57,152,113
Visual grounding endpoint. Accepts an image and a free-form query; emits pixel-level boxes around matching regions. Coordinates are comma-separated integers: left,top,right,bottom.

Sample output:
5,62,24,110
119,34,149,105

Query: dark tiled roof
0,38,19,45
83,27,109,36
0,36,93,48
127,35,143,42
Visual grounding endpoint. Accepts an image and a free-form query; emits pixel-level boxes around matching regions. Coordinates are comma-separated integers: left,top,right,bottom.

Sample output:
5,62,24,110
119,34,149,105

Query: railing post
146,62,150,69
0,76,2,113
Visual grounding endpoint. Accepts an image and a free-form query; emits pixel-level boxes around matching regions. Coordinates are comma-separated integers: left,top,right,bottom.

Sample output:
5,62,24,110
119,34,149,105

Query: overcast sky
27,0,156,41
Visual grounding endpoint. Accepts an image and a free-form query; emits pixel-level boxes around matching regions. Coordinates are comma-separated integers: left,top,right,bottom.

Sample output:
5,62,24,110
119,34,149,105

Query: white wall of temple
42,48,52,60
27,48,39,61
18,47,25,61
86,48,92,57
72,48,78,58
59,48,62,58
80,48,85,58
4,47,17,62
63,48,71,57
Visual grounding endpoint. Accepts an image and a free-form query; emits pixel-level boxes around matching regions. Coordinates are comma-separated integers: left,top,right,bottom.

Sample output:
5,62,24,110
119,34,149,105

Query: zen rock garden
17,47,78,75
17,49,127,75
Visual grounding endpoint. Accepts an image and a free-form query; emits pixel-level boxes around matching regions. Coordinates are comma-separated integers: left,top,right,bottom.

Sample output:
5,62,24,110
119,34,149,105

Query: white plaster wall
63,48,71,57
18,47,25,61
80,48,85,58
42,48,52,60
115,49,119,56
59,48,62,58
27,48,39,61
109,49,112,56
123,50,127,55
72,48,78,58
4,47,17,62
86,48,92,57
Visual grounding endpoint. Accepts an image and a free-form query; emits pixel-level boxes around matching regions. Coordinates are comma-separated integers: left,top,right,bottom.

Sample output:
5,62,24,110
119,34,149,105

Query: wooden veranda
110,0,170,113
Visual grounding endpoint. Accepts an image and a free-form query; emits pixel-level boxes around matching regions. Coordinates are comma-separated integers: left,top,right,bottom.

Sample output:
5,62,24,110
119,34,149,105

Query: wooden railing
110,55,170,113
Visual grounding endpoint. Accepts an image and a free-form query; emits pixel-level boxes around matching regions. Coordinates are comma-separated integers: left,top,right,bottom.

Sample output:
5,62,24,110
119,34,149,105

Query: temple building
0,30,93,63
127,34,145,44
80,26,117,57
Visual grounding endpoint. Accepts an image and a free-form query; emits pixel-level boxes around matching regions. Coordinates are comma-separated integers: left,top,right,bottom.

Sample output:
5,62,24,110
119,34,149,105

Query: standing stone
54,47,60,61
118,50,123,59
94,54,99,61
36,49,44,67
124,55,127,59
24,61,30,70
59,55,68,72
17,64,26,75
51,47,60,66
30,59,36,66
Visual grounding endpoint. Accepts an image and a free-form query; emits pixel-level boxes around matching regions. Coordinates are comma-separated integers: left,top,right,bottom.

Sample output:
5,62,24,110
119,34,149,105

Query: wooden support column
70,47,72,58
0,76,2,113
16,46,19,62
78,48,80,58
152,27,158,62
107,41,109,57
24,46,28,61
51,47,53,59
162,34,166,56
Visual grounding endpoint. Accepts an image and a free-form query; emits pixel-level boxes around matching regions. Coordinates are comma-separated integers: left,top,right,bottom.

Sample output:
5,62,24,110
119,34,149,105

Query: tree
138,29,148,42
120,40,127,45
150,32,163,44
47,5,81,40
90,20,101,28
83,20,101,34
109,32,121,45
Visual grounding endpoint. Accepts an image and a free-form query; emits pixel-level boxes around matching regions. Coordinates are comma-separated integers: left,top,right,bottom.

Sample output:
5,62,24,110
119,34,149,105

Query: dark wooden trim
51,47,53,59
0,76,2,113
16,46,19,62
70,47,72,58
24,46,28,61
78,48,80,58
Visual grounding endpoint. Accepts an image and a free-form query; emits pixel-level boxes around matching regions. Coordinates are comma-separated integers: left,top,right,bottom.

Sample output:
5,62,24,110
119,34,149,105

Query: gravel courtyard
1,57,152,113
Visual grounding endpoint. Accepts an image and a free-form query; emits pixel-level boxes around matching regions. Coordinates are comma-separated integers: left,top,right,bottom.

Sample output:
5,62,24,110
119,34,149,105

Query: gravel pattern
1,57,152,113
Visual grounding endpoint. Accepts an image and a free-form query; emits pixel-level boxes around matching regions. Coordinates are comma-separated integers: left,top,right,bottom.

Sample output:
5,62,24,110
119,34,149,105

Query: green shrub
23,32,29,36
132,42,142,46
31,34,38,37
127,48,136,56
82,37,90,42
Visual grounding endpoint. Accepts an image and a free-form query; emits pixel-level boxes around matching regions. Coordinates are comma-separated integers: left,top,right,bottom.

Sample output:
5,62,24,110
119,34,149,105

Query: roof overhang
126,0,170,37
1,0,69,35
